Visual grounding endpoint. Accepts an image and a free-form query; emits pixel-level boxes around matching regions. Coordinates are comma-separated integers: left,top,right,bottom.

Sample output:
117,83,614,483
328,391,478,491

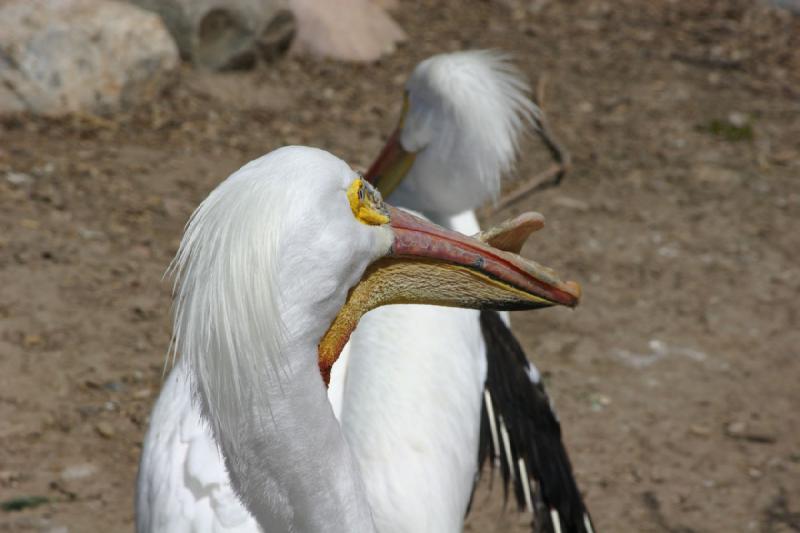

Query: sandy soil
1,0,799,531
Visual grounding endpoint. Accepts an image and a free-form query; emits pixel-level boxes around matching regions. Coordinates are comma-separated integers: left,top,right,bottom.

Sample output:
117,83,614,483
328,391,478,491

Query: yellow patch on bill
347,178,390,226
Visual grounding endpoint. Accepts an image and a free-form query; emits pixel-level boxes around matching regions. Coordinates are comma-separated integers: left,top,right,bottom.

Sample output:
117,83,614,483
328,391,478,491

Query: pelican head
367,50,539,215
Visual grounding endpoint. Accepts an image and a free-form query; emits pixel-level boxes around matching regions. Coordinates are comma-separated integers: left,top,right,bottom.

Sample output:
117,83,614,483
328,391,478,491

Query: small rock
649,468,666,483
60,463,96,482
0,0,179,116
589,393,611,411
133,389,152,400
289,0,405,62
657,245,679,258
771,149,797,165
95,422,115,439
78,405,100,417
78,228,105,241
6,172,32,185
551,196,590,212
689,424,711,437
728,111,749,128
19,219,40,230
102,381,124,393
35,162,56,176
23,334,44,348
724,421,777,444
0,470,21,483
726,421,747,437
693,164,742,186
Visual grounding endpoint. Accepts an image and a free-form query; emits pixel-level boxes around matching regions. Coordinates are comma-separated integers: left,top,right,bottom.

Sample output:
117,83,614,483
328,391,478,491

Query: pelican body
352,50,594,532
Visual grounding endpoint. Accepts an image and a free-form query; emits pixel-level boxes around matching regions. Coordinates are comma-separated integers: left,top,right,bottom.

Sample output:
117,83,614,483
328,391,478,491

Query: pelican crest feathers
398,50,541,214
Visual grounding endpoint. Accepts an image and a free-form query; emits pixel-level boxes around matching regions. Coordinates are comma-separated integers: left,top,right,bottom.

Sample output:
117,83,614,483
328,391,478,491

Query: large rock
0,0,179,116
129,0,296,70
289,0,405,62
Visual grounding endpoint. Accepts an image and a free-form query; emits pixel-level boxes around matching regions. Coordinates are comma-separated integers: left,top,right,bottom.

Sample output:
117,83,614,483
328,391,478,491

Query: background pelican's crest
402,50,541,203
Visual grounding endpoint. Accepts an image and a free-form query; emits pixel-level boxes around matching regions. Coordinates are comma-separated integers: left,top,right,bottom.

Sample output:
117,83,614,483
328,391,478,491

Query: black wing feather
475,309,595,533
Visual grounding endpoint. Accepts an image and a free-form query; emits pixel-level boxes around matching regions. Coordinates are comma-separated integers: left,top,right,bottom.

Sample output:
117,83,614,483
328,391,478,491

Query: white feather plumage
341,304,486,532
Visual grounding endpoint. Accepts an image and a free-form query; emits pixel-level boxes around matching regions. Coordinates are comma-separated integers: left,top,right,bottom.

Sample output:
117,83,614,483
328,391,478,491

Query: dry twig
489,74,572,213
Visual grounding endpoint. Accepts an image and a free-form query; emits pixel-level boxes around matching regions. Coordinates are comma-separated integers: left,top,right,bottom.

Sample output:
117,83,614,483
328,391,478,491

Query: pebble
6,172,32,185
650,468,667,483
728,111,748,128
724,420,777,444
0,470,20,483
726,421,747,437
60,463,96,481
19,219,40,230
95,422,115,439
78,228,105,240
133,389,152,400
551,196,590,212
689,424,711,437
770,149,797,165
693,164,742,186
23,334,44,348
103,381,124,393
589,393,611,412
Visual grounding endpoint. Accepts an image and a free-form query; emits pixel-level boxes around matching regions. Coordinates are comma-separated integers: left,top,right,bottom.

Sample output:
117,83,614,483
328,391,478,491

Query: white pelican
136,146,580,532
347,50,595,532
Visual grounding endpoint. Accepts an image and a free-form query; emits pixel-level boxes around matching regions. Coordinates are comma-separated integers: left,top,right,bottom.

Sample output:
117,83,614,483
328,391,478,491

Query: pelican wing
475,310,595,533
136,365,260,533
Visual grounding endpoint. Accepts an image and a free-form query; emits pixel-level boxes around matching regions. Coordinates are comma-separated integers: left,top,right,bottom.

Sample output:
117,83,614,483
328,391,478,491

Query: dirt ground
1,0,799,531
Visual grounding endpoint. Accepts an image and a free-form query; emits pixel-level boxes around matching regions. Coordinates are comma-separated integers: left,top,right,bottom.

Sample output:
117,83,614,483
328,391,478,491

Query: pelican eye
347,178,390,226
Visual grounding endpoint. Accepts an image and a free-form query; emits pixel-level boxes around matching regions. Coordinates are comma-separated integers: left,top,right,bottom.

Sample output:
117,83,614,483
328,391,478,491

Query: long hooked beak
364,94,416,197
318,206,580,384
